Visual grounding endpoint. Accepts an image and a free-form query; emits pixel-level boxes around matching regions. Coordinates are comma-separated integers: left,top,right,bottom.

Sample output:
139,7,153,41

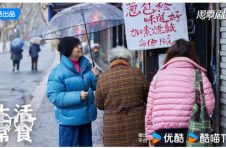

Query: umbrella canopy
43,3,124,67
11,38,24,52
42,3,124,39
30,37,44,45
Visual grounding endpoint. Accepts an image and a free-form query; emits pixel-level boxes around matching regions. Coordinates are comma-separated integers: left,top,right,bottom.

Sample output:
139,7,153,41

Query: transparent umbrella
42,3,124,66
30,37,44,45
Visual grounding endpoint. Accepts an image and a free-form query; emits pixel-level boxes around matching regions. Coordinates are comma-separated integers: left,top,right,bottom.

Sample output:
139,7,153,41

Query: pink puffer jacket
145,57,215,141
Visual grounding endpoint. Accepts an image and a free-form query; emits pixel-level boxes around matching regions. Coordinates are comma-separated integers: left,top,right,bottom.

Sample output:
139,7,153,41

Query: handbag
186,69,213,147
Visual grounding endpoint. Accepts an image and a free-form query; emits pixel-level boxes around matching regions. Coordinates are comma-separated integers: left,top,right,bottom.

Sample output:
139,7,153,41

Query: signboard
123,3,189,50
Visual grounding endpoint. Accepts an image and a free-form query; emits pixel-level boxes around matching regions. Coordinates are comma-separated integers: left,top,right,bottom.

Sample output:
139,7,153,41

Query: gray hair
108,46,132,63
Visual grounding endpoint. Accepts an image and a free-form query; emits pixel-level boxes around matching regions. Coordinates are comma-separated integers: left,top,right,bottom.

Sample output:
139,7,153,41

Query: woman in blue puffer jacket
46,37,100,147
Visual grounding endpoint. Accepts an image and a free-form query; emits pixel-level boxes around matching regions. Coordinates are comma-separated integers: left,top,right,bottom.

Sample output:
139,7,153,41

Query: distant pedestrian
10,46,23,73
29,43,41,72
94,46,149,146
46,37,100,147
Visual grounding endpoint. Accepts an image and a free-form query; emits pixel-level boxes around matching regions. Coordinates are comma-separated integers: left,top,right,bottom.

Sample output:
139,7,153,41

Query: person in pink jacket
145,39,215,147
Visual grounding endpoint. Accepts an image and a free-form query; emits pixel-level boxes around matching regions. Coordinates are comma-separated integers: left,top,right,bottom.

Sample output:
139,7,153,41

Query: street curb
29,49,59,114
5,52,102,147
5,48,59,147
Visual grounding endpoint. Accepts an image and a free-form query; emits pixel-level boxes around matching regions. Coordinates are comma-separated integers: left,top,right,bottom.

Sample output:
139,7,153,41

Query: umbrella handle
80,6,95,68
86,35,95,67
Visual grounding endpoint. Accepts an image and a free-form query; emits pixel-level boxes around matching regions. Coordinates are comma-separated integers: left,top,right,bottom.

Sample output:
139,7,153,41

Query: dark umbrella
11,38,24,52
42,3,124,67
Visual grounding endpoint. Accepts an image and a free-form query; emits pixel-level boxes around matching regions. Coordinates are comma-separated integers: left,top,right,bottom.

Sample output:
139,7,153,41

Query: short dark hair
58,37,81,57
164,39,200,64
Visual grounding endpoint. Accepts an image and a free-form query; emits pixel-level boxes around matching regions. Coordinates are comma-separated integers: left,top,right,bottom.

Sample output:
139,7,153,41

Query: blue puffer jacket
46,55,98,126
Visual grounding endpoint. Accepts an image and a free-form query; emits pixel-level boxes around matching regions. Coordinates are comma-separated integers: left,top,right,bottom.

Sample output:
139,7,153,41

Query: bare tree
0,3,47,50
40,3,48,24
0,3,23,51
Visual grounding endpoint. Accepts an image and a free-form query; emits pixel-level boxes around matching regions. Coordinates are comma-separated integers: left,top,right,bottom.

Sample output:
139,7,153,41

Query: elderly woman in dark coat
94,46,149,146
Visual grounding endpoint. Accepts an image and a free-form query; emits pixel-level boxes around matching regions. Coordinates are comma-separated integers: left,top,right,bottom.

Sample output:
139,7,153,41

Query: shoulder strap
195,69,205,105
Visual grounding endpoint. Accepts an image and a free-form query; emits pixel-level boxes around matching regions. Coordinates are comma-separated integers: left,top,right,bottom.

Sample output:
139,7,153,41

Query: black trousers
31,57,38,71
154,128,188,147
13,60,20,70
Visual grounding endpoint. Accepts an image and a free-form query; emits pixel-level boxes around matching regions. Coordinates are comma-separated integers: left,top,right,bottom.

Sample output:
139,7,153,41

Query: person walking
94,46,149,146
10,46,23,72
46,37,100,147
145,39,215,147
29,43,41,72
